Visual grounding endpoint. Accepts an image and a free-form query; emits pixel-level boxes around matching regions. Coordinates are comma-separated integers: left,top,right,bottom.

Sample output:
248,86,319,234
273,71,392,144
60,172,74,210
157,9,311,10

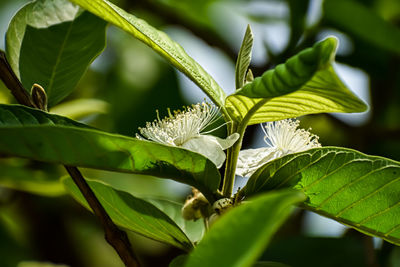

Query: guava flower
137,102,239,168
236,119,321,177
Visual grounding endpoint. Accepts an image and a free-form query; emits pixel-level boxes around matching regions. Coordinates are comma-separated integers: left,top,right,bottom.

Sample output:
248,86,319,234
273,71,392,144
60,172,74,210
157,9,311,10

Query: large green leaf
0,104,220,201
0,160,65,197
62,177,193,251
324,0,400,55
68,0,227,112
184,190,306,267
243,147,400,245
225,37,367,125
6,0,107,106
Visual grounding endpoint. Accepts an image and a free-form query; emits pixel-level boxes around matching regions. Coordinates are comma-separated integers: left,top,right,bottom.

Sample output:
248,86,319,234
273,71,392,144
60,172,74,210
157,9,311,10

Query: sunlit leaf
243,147,400,245
0,104,220,202
226,37,367,125
6,0,107,106
68,0,227,113
62,177,193,251
184,190,306,267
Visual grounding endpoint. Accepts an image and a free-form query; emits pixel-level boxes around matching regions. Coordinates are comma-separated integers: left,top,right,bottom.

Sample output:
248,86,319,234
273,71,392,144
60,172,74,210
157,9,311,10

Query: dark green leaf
62,177,193,251
6,0,107,106
0,104,220,202
68,0,227,113
243,147,400,245
169,255,188,267
235,25,253,89
253,262,291,267
226,37,367,125
324,0,400,55
260,236,367,267
184,190,306,267
285,0,310,52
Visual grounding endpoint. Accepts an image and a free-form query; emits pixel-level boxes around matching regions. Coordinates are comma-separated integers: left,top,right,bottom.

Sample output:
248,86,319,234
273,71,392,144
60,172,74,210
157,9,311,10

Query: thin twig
0,49,140,267
65,167,140,267
0,51,37,108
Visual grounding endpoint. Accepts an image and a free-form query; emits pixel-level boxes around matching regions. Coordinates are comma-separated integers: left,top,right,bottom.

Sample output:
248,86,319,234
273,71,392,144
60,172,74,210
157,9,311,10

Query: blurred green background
0,0,399,266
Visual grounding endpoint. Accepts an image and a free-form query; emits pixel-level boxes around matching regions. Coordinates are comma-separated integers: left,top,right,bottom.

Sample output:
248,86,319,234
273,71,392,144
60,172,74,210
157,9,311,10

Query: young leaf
0,104,220,202
6,0,107,106
235,25,254,89
62,177,193,251
225,37,368,125
184,190,306,267
68,0,227,113
242,147,400,246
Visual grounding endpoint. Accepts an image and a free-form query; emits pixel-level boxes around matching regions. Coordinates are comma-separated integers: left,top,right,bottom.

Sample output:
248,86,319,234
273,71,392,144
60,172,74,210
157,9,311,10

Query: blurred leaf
50,99,109,120
235,25,253,89
62,177,193,251
260,236,366,267
146,198,205,242
184,190,306,267
0,104,220,201
253,262,290,267
6,0,107,106
0,160,65,197
285,0,309,52
17,262,69,267
169,254,188,267
225,37,367,125
69,0,227,114
324,0,400,55
243,147,400,246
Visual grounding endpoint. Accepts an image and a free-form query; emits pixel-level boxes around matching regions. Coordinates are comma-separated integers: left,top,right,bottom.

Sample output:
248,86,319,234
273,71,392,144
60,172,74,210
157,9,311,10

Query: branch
0,51,37,108
65,166,140,267
0,50,140,267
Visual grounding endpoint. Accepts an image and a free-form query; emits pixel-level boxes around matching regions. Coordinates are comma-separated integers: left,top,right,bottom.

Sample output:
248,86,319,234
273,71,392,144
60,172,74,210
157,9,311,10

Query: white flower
236,119,321,177
137,102,239,168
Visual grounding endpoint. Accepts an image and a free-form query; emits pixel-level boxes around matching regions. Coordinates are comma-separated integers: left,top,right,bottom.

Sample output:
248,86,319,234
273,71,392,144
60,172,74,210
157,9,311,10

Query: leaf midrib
46,17,76,97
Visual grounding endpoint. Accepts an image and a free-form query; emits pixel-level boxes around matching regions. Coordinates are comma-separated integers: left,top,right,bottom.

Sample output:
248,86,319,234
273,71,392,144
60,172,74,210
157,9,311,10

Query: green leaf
0,104,220,202
235,25,254,89
243,147,400,246
169,255,188,267
253,262,291,267
68,0,227,112
324,0,400,55
184,190,306,267
62,177,192,250
261,236,367,267
146,198,205,243
0,160,65,197
225,37,367,125
6,0,107,106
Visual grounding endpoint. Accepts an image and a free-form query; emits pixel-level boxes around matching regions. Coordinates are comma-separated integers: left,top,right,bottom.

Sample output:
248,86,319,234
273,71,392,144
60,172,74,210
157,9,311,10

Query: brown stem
0,51,38,108
0,49,140,267
65,166,140,267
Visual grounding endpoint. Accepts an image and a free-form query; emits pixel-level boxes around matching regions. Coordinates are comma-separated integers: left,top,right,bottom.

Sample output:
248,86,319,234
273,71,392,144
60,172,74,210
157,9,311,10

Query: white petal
211,133,240,150
236,147,280,177
182,135,227,168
